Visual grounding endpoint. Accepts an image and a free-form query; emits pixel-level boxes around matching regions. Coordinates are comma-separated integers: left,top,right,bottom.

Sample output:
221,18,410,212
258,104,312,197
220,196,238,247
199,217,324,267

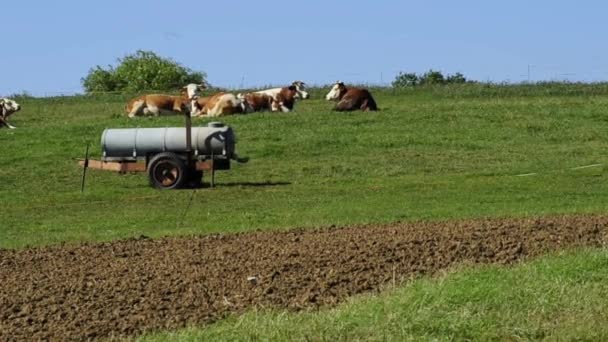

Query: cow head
325,81,346,101
182,83,206,100
292,80,310,99
1,98,21,117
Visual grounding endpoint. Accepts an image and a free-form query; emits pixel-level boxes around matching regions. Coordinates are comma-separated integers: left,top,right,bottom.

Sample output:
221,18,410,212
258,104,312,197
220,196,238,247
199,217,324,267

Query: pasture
2,83,608,340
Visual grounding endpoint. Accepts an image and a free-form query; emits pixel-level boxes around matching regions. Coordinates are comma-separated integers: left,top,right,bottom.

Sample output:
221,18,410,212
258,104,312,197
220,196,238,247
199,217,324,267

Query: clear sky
2,0,607,96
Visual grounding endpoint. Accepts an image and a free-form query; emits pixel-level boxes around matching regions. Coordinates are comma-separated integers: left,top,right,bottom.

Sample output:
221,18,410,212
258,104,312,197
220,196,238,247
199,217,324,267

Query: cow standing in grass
0,98,21,129
325,81,377,111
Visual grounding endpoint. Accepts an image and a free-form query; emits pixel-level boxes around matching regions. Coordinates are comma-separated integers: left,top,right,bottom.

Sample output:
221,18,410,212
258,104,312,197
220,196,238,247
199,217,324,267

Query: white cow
0,98,21,129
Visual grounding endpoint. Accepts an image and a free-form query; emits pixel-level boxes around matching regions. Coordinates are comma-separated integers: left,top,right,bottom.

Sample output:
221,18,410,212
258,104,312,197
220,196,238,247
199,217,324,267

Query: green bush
420,70,446,85
82,66,117,92
392,72,420,87
393,70,469,88
81,50,207,93
446,72,467,84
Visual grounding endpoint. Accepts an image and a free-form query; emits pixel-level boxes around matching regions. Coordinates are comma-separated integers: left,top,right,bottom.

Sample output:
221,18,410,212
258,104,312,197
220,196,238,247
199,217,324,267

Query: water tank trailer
80,118,248,189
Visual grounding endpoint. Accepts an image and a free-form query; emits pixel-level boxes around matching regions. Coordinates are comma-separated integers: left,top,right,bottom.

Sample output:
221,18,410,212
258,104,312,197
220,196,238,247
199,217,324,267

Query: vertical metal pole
81,143,90,193
185,113,192,161
210,149,215,188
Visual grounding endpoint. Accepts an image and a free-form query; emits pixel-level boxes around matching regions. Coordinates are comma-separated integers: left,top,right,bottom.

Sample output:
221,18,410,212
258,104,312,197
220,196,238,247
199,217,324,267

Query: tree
81,50,207,93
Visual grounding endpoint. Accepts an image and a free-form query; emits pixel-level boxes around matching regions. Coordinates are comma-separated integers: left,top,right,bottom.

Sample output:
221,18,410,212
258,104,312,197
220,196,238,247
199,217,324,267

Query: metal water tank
101,122,235,161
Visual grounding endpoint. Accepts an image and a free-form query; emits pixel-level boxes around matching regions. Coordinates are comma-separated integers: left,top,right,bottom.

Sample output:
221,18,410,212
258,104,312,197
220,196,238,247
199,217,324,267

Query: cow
125,83,205,118
239,85,299,113
273,85,298,112
194,92,249,117
238,93,274,112
0,98,21,129
325,81,377,111
256,80,309,101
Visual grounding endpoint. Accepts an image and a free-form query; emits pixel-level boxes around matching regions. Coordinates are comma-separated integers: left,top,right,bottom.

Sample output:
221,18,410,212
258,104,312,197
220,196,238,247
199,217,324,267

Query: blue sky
2,1,607,96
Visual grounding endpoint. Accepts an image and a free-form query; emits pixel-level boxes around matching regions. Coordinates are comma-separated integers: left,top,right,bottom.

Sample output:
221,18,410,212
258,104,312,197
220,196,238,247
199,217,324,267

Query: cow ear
289,85,296,91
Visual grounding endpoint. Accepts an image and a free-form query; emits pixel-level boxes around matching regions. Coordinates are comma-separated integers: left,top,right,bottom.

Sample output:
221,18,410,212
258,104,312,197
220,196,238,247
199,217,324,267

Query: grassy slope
2,85,608,248
141,248,608,341
2,84,608,340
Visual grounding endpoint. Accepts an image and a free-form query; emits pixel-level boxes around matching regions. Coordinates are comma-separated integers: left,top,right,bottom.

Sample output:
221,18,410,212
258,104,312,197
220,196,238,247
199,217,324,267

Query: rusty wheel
147,153,187,189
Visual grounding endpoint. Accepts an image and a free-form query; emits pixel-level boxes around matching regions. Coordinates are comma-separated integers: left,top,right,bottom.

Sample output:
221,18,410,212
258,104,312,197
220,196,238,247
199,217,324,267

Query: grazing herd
0,81,377,129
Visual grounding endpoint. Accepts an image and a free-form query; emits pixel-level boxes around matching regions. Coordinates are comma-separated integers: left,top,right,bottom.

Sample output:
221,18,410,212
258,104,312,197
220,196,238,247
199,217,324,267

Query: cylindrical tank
101,122,236,160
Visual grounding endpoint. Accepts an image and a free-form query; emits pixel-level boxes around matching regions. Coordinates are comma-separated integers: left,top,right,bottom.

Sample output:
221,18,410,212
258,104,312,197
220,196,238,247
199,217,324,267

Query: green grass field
2,83,608,339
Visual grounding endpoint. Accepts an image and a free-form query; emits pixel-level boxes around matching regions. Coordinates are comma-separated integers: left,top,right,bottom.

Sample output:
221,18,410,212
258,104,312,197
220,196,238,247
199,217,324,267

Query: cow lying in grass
256,80,309,100
325,81,377,111
239,85,299,113
0,98,21,129
125,83,205,118
238,93,274,112
194,92,249,117
193,84,300,117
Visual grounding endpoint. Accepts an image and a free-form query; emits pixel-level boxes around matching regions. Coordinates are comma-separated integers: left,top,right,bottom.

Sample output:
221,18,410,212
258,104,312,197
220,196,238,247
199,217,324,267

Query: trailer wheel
147,152,187,189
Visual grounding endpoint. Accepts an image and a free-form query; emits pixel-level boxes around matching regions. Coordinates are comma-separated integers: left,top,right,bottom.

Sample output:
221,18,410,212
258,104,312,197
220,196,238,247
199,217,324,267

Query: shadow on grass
132,181,291,191
216,181,292,188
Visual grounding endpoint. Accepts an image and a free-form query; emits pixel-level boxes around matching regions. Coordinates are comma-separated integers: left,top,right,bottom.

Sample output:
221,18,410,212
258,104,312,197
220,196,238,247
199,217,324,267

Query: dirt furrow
1,215,607,341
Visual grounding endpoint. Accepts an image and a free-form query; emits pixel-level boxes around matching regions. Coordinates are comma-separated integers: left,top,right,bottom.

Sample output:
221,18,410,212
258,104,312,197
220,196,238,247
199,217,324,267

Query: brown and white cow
256,80,309,101
194,92,248,117
325,81,377,111
240,85,299,113
125,83,205,118
0,98,21,129
238,93,274,112
273,85,298,112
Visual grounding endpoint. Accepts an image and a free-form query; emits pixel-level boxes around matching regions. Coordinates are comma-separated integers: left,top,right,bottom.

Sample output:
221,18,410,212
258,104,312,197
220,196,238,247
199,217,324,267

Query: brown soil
1,215,607,341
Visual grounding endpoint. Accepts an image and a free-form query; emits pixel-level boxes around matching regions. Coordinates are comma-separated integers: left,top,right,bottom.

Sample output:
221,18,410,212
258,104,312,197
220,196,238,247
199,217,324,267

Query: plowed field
1,215,607,341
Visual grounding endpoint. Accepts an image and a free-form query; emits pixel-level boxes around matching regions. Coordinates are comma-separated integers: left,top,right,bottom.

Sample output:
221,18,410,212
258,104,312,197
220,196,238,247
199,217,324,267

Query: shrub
81,66,117,92
420,70,446,85
392,72,420,88
393,70,469,87
81,50,207,93
446,72,467,84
